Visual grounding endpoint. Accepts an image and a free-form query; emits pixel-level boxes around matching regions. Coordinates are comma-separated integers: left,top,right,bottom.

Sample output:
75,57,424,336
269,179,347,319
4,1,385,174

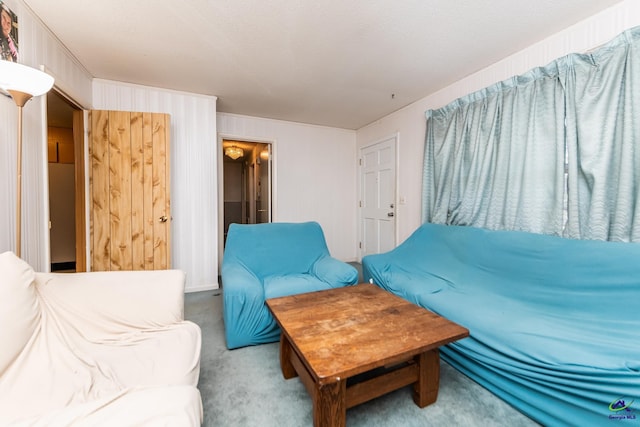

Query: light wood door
89,110,171,271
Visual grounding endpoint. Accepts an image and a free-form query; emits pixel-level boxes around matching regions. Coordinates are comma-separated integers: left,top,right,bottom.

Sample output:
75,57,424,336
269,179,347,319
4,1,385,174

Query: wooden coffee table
266,283,469,427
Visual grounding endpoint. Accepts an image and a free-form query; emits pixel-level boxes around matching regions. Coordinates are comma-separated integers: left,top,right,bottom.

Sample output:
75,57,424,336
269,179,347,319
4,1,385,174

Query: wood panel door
89,110,171,271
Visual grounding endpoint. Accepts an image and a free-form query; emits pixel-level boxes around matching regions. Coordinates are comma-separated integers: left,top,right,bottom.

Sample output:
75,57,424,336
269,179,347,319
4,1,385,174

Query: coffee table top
266,283,469,383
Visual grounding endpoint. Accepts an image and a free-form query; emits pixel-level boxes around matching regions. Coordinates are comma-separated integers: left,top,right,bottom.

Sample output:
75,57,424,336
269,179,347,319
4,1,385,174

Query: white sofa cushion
0,251,40,375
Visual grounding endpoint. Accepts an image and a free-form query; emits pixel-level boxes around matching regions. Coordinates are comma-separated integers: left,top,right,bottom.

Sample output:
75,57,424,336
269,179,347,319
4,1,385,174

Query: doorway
47,90,84,272
221,139,272,244
218,138,273,273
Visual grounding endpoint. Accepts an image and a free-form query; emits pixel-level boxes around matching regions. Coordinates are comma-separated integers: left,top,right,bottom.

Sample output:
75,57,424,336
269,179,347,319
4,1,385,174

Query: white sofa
0,251,203,426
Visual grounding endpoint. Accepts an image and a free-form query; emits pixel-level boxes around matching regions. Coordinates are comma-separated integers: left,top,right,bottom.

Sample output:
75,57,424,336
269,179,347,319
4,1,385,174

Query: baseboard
186,283,219,293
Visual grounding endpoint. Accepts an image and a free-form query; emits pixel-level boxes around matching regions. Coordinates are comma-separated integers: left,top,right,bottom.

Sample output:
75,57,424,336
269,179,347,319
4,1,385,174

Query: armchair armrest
221,263,263,298
35,270,187,339
311,256,359,287
222,262,274,348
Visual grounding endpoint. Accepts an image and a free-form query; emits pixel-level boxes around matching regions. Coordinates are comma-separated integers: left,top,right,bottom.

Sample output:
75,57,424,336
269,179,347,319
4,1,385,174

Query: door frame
43,87,87,272
72,109,87,272
358,132,399,261
248,161,256,224
217,133,276,271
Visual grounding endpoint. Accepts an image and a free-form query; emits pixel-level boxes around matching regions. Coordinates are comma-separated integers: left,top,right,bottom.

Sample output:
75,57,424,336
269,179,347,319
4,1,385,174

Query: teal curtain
423,67,566,234
423,26,640,241
564,27,640,241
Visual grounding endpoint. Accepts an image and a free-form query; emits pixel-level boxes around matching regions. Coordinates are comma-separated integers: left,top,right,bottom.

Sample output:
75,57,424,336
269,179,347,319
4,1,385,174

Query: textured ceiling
24,0,623,129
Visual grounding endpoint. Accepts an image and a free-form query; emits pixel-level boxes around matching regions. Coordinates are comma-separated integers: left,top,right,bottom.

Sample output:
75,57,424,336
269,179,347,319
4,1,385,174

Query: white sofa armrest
35,269,187,338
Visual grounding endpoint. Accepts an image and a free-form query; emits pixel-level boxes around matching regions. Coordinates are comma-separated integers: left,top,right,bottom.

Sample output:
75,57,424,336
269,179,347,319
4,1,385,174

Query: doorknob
387,212,394,217
159,215,168,223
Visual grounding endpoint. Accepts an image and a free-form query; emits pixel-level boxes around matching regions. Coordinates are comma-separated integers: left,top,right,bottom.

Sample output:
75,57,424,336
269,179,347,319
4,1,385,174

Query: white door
360,136,397,258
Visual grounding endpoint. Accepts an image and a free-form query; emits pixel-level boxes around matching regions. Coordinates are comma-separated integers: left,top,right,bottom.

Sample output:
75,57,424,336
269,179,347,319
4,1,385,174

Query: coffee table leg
279,333,297,379
413,348,440,407
314,380,346,427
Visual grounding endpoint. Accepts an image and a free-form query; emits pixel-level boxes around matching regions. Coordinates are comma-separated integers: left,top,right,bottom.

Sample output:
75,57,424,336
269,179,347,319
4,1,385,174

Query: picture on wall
1,1,18,62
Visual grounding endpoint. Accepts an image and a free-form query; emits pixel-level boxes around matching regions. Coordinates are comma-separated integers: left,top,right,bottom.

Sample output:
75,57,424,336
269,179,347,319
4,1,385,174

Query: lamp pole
8,90,33,258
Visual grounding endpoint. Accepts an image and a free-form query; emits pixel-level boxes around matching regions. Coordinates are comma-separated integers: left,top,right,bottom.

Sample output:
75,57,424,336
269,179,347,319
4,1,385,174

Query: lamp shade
0,60,54,96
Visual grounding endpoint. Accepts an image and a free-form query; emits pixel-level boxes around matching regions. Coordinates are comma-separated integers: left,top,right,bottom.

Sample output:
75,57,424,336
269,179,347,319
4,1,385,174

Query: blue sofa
222,221,359,349
363,223,640,426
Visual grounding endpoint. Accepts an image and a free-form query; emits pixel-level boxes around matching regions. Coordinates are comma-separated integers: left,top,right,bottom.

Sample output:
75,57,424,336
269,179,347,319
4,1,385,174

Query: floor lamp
0,60,54,258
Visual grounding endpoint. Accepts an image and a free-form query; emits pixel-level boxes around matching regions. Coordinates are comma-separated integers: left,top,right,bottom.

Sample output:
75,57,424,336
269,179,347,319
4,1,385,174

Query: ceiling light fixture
225,146,244,160
0,60,55,257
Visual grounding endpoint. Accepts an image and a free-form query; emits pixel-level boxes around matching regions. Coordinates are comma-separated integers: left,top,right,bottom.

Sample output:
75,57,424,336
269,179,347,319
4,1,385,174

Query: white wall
217,113,358,262
93,80,218,292
0,0,92,270
356,0,640,245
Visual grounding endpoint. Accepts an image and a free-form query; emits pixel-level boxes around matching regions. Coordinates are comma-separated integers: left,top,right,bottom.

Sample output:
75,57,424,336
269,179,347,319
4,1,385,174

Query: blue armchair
222,221,359,349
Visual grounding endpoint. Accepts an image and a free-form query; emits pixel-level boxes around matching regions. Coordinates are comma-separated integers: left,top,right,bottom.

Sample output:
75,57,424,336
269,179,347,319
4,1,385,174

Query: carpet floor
184,290,539,427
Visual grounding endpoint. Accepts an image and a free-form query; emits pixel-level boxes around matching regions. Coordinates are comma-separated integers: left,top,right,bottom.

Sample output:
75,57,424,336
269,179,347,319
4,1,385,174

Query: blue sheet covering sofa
222,221,359,349
363,223,640,426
